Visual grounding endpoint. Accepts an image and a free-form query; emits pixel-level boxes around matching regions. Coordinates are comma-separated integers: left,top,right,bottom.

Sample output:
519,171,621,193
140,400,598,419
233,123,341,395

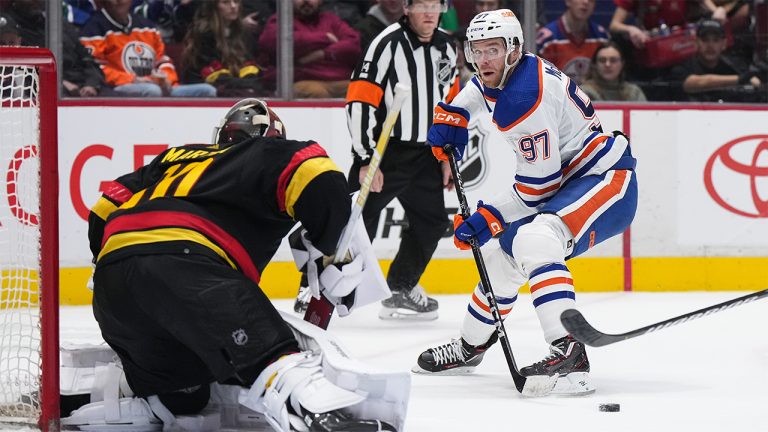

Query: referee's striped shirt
346,18,460,163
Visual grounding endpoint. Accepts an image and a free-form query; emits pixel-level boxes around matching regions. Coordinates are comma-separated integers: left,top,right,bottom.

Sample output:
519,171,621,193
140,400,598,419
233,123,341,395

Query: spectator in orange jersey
536,0,609,84
258,0,361,98
180,0,264,97
80,0,216,97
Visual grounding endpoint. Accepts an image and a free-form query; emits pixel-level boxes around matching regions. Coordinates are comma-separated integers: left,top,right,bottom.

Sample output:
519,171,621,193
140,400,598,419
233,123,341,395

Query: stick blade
560,309,616,347
520,374,559,397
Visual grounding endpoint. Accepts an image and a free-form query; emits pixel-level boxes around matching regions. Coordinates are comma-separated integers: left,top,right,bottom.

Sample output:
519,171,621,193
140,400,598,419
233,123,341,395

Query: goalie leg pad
240,351,366,432
61,397,163,431
62,394,222,432
251,312,410,431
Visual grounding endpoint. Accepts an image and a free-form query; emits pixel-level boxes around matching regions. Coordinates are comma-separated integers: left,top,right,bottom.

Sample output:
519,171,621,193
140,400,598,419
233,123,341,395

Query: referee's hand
359,165,384,192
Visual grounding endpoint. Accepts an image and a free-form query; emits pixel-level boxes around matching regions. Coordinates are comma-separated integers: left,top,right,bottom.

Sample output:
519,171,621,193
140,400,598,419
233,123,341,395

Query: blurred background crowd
1,0,766,102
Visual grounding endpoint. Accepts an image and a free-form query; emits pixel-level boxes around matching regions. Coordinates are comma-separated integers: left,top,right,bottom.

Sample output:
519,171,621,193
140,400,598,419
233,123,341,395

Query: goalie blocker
61,311,409,432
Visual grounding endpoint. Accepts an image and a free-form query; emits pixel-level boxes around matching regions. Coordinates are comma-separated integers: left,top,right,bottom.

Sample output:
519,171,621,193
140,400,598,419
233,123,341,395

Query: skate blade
521,374,559,397
551,372,596,396
378,307,438,321
410,364,477,375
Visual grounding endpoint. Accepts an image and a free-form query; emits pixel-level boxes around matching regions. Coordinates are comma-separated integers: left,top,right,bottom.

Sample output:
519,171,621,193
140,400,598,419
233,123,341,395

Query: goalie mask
213,98,285,146
464,9,524,88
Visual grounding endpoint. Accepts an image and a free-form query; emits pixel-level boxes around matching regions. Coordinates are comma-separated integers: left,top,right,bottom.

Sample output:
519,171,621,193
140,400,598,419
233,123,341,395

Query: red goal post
0,46,60,432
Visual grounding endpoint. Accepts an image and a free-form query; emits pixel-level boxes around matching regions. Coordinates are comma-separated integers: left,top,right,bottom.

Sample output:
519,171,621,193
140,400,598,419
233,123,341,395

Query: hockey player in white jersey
414,9,638,395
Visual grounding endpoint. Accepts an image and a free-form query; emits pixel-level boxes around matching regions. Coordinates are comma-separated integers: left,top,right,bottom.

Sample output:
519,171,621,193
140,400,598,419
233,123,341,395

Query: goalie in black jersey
64,99,403,432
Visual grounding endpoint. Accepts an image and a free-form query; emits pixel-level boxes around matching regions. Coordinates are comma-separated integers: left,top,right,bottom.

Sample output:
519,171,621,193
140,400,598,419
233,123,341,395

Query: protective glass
406,1,448,13
464,40,509,64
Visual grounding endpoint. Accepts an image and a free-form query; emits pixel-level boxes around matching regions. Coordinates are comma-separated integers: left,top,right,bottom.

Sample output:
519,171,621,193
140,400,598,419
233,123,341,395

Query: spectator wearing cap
669,18,763,102
0,13,22,46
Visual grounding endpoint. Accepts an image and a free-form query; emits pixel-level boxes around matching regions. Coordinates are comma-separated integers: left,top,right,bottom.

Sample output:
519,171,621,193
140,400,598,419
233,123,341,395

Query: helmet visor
464,40,509,64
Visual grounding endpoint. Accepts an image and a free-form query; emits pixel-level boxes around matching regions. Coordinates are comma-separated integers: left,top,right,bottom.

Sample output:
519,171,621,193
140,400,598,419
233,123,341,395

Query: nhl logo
457,124,489,190
436,58,452,87
232,329,248,346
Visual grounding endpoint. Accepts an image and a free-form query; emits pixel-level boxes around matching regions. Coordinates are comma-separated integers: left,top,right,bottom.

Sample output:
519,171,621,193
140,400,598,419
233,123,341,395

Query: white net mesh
0,63,43,424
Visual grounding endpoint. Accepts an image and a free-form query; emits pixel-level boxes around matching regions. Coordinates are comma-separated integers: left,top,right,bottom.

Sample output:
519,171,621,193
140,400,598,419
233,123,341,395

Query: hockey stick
444,146,557,397
560,288,768,347
304,83,412,329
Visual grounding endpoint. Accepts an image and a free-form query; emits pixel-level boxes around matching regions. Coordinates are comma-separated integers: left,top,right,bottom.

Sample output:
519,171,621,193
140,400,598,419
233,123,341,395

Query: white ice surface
59,292,767,432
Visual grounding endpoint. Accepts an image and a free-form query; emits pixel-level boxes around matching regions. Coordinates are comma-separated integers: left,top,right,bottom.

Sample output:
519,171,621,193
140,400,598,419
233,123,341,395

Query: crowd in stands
0,0,765,102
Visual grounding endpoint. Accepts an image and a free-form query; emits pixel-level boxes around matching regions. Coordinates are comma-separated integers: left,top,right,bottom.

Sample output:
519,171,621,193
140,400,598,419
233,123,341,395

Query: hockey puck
599,403,620,412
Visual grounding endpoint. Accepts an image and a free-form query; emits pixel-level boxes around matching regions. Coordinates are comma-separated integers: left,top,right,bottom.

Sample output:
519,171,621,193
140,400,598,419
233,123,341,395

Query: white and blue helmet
464,9,524,88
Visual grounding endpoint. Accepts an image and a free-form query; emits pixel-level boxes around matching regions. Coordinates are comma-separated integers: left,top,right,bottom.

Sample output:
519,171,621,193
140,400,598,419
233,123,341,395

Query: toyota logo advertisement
704,135,768,218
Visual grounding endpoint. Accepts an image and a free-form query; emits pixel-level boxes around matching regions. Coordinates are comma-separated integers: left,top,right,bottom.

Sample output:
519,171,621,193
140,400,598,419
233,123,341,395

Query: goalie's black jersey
88,137,351,284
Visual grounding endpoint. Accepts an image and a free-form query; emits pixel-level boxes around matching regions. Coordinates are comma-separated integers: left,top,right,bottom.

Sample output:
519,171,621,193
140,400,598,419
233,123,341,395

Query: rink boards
7,100,766,304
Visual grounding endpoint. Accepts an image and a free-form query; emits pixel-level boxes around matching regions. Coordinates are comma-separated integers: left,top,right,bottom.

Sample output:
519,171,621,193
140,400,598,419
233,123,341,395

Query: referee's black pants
349,144,449,293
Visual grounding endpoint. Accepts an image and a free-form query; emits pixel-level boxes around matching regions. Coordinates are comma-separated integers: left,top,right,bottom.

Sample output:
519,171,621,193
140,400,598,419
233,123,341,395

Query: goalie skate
520,335,595,396
378,285,438,321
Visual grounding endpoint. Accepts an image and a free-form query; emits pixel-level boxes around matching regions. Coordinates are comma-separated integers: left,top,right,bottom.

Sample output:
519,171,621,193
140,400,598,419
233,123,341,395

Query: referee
345,0,460,320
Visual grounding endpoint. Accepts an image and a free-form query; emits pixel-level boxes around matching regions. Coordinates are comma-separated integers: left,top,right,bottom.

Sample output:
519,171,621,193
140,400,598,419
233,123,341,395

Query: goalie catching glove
289,218,389,316
427,102,470,161
453,201,506,250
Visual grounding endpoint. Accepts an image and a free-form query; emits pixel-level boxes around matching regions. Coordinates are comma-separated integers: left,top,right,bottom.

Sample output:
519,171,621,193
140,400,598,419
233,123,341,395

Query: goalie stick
444,146,558,397
303,83,412,329
560,288,768,347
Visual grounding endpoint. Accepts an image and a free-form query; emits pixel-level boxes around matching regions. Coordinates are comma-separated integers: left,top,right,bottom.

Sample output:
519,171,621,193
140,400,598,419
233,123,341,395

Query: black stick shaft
444,145,527,392
561,289,768,347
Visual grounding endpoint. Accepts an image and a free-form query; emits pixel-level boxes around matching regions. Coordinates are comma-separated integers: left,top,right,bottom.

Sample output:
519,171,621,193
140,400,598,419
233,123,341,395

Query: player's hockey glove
427,102,470,161
453,201,506,250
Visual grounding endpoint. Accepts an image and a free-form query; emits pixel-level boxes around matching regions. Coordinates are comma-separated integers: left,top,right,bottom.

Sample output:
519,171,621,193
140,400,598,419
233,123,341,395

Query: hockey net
0,47,60,432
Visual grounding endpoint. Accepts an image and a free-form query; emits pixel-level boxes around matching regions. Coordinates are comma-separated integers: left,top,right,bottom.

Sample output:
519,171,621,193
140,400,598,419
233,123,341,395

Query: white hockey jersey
450,52,629,223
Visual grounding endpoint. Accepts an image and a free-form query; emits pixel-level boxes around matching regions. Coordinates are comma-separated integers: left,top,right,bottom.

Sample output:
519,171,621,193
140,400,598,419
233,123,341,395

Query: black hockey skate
520,335,595,395
298,406,397,432
412,333,497,374
379,285,438,321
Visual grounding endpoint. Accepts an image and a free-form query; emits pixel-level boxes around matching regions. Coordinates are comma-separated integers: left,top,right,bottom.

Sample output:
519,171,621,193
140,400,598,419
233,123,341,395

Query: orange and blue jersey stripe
529,263,575,308
561,132,616,182
467,283,517,325
558,169,633,242
514,171,563,206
